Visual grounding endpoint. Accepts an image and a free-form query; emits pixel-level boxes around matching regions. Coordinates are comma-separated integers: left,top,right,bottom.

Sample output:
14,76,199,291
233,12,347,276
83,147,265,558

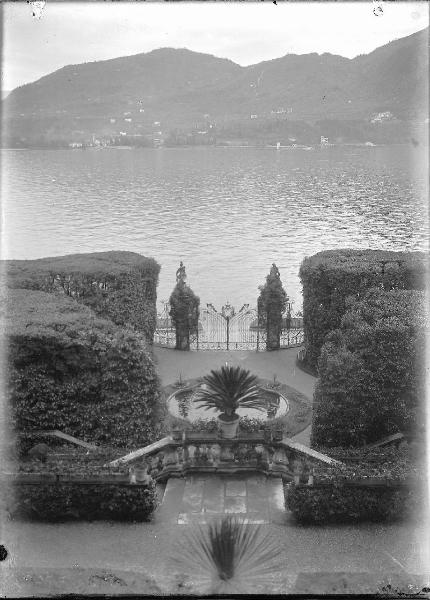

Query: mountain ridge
3,27,428,147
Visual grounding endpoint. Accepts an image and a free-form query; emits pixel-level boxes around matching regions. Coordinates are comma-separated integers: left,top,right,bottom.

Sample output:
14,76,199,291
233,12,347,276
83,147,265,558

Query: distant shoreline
1,142,406,151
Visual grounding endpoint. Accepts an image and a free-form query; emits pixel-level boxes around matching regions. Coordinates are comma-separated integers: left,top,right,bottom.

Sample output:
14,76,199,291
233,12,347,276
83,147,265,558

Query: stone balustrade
107,431,341,484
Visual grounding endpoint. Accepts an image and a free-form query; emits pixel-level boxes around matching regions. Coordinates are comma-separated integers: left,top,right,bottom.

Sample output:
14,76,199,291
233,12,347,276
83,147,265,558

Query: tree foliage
257,264,288,350
169,282,200,350
6,251,160,342
4,289,164,452
311,288,428,447
299,249,428,370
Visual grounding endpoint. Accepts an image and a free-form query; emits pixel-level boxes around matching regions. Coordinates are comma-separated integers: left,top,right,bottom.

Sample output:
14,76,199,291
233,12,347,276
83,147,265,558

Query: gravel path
2,516,427,595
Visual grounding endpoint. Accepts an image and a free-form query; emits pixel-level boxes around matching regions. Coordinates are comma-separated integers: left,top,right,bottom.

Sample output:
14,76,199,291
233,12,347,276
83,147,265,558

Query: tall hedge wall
311,288,427,447
5,251,160,342
299,250,428,370
3,289,164,451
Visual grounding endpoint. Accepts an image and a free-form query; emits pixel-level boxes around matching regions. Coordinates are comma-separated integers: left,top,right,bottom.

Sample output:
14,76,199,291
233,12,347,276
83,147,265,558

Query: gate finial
270,263,281,279
176,261,187,284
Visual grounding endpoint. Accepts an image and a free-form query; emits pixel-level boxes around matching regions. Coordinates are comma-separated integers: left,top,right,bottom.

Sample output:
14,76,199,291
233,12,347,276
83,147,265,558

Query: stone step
155,474,286,525
154,477,186,524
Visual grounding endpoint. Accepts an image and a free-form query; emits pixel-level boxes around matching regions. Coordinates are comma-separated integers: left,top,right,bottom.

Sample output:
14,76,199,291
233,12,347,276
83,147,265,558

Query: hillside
2,28,428,147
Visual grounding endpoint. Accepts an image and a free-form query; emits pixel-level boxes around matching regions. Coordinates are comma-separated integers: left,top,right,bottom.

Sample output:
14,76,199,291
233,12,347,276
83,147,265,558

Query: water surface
2,145,428,310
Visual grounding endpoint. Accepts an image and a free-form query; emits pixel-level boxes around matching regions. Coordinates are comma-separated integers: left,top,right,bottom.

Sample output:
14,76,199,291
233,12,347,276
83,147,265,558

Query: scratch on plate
30,1,46,20
373,0,384,17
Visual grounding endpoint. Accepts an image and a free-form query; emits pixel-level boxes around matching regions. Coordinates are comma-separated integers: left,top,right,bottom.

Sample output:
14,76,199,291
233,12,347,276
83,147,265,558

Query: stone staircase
155,473,286,525
109,432,339,528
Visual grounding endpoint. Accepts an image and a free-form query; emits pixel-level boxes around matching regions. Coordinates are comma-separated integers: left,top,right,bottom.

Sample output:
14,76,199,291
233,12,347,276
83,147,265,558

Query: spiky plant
171,516,284,594
193,366,267,420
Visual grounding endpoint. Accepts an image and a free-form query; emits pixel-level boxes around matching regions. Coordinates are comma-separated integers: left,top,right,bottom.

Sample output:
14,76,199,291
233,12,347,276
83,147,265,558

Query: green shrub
311,444,420,482
168,417,265,434
286,483,419,524
4,289,164,452
299,250,428,370
11,482,157,522
5,251,160,342
17,445,128,474
311,288,427,447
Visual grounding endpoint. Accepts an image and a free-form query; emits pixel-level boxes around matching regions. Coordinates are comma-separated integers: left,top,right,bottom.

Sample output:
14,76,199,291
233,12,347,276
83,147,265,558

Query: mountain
2,28,428,147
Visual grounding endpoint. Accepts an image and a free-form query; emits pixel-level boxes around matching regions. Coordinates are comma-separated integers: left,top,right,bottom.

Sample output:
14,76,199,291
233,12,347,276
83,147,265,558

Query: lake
1,145,428,312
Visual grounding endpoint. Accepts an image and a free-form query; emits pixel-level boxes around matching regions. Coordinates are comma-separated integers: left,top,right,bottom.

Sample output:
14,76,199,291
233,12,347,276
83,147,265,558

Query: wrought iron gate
154,302,303,351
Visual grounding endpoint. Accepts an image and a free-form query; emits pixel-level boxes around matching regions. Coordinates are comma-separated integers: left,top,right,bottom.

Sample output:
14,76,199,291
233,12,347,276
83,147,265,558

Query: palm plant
193,365,266,421
171,516,284,594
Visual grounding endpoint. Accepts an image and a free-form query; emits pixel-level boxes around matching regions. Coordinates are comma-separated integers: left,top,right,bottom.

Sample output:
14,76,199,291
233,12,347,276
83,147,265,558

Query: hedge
299,249,428,371
286,443,426,524
310,444,421,482
169,281,200,350
9,482,157,522
4,289,164,453
5,251,160,342
311,288,427,447
286,482,421,524
258,264,288,351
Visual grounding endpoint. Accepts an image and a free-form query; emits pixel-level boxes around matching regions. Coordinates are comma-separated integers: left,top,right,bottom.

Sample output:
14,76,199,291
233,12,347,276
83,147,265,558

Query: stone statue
270,263,280,279
176,261,187,284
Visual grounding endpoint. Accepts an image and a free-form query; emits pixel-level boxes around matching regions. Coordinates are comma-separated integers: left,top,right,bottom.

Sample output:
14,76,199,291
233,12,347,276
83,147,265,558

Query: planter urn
134,465,151,484
217,414,240,438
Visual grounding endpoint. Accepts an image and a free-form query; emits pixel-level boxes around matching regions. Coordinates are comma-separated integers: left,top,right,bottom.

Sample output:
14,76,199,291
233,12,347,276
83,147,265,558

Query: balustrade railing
108,431,339,485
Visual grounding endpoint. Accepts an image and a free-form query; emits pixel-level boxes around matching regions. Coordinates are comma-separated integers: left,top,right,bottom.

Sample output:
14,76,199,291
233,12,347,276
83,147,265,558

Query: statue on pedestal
176,261,187,285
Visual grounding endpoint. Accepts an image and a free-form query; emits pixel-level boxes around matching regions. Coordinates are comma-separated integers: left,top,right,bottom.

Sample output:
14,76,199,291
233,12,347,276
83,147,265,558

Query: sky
2,1,429,92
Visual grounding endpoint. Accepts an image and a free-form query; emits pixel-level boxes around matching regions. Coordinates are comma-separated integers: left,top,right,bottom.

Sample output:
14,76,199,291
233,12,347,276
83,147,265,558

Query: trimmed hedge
311,444,421,481
286,440,426,524
10,482,157,522
258,264,288,351
311,288,427,447
4,289,164,452
5,251,160,342
299,250,428,371
286,482,420,524
169,281,200,350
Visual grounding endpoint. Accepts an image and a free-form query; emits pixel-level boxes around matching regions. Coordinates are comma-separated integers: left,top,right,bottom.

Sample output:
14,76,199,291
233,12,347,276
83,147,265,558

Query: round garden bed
164,377,312,437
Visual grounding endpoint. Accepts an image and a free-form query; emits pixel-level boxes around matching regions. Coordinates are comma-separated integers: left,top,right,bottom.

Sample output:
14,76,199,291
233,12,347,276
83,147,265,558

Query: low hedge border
7,480,158,522
285,482,424,524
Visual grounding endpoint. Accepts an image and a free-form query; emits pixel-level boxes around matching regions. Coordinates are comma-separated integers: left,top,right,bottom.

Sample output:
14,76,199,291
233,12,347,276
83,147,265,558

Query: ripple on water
2,145,428,309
